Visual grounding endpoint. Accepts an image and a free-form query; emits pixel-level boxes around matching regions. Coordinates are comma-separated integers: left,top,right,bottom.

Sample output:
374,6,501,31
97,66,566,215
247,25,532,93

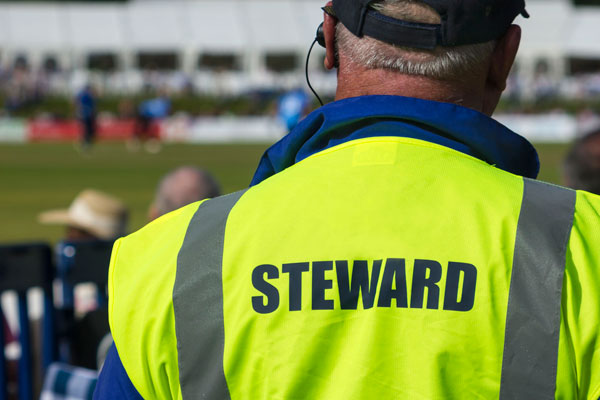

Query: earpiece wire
305,38,324,107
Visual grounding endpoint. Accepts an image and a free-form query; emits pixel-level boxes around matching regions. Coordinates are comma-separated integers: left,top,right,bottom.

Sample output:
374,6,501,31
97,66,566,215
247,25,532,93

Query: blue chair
0,243,56,400
55,240,114,366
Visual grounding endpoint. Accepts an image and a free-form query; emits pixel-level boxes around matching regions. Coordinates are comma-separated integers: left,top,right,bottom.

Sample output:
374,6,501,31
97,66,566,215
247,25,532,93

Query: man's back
105,96,600,399
96,0,600,397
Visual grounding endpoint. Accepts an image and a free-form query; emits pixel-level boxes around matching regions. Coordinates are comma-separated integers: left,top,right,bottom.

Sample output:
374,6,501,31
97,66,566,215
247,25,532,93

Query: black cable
305,38,324,107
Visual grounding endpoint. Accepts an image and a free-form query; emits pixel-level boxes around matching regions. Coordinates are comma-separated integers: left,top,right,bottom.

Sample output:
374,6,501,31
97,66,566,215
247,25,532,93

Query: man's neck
334,64,487,114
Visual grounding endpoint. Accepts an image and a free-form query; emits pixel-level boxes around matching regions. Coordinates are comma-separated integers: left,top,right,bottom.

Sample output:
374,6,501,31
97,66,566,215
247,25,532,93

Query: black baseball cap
330,0,529,49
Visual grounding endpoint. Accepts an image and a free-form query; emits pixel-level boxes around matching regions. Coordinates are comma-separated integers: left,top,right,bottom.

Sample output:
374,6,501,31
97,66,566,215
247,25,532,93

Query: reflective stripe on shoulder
500,179,576,400
173,190,247,400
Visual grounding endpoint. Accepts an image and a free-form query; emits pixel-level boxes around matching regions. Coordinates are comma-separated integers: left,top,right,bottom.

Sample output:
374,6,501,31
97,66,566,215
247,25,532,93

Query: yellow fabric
109,202,203,400
223,137,523,399
557,190,600,399
108,137,600,399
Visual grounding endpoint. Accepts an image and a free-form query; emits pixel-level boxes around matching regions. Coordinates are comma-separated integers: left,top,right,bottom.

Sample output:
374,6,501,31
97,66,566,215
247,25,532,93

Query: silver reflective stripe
174,190,247,400
500,179,576,399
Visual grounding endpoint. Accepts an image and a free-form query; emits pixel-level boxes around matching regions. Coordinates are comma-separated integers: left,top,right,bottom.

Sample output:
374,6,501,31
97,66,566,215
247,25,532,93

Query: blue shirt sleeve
93,343,144,400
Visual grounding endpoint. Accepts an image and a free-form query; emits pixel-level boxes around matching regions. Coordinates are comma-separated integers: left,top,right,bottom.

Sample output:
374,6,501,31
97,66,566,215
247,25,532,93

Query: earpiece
308,8,336,105
306,23,325,106
316,22,326,48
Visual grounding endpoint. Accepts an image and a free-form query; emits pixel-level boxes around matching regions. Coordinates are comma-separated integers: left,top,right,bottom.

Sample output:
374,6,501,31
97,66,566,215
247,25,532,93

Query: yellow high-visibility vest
109,137,600,399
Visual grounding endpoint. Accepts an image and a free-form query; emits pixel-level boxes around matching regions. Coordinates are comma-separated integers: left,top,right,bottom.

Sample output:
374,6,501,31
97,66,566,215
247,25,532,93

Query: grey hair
154,166,221,216
336,0,496,80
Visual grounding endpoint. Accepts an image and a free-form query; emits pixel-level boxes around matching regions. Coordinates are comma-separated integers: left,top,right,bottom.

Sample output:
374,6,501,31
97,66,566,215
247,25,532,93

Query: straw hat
38,189,128,240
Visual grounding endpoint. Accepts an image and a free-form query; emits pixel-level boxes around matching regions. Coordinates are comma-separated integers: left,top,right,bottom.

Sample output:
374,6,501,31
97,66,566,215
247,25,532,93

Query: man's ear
482,24,521,115
487,25,521,92
323,2,338,70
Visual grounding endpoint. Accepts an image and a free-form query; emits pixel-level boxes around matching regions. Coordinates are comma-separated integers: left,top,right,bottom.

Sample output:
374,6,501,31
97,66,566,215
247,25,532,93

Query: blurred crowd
0,60,329,116
2,57,599,118
2,166,222,399
0,58,51,115
505,67,600,103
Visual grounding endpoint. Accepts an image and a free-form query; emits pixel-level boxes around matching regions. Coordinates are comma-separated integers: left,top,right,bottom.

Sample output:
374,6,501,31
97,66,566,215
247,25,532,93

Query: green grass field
0,141,570,244
0,142,271,244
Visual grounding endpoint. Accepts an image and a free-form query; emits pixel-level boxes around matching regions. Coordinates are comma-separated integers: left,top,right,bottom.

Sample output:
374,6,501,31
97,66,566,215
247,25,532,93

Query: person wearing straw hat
38,189,128,369
38,189,128,241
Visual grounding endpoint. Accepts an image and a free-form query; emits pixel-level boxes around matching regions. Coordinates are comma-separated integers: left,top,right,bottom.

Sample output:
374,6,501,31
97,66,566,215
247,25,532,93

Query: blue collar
251,95,539,186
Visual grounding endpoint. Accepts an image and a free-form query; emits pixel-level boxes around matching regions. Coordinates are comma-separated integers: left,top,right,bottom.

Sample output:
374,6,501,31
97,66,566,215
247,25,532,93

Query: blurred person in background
564,128,600,195
4,57,34,114
40,169,220,399
38,169,220,399
39,189,128,369
75,85,97,153
277,87,311,131
148,166,221,221
96,0,600,398
39,189,128,243
532,60,557,102
129,92,171,154
36,190,129,400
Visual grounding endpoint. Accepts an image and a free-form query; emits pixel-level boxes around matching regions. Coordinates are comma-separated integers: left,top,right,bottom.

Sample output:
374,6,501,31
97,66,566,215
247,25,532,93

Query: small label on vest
251,258,477,314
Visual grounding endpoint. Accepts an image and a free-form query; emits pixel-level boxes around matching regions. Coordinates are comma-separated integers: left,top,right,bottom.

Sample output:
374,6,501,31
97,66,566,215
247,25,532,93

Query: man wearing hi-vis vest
95,0,600,399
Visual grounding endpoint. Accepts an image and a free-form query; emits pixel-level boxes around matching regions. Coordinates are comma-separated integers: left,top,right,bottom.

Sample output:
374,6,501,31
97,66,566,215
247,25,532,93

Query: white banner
0,118,27,143
495,113,578,143
162,116,286,144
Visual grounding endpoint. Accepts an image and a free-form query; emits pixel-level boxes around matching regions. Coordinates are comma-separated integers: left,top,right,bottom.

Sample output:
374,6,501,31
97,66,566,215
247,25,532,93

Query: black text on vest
251,258,477,314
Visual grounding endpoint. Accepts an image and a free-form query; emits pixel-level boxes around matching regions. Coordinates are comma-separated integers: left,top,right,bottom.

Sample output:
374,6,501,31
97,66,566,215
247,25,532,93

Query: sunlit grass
0,141,569,244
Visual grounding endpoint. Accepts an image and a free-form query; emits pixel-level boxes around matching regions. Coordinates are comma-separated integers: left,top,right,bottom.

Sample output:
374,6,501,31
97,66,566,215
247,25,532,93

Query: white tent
241,1,306,51
516,0,572,57
125,2,187,51
3,4,65,51
185,1,247,53
566,8,600,59
65,4,125,52
0,0,597,77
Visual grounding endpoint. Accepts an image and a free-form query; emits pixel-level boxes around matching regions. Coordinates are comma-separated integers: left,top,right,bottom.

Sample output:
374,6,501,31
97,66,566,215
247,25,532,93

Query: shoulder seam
589,384,600,400
108,237,123,334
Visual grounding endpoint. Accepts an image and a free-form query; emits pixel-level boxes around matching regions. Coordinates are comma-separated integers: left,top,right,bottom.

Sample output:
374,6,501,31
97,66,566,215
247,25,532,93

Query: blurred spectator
148,166,221,221
532,61,558,102
564,128,600,195
505,64,524,104
75,85,97,152
38,189,128,369
4,58,34,113
277,88,310,131
129,93,171,153
38,189,128,241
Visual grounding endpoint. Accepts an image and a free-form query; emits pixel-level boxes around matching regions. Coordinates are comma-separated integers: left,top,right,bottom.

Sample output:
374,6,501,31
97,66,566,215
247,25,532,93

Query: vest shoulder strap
174,190,247,400
500,178,576,399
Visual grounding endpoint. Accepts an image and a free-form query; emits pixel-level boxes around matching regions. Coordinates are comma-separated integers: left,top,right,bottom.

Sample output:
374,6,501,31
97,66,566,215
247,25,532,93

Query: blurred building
513,0,600,100
0,0,332,96
0,0,597,97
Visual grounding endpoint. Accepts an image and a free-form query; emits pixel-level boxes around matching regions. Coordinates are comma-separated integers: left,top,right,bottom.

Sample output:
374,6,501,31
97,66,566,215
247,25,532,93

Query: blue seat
40,362,97,400
0,243,56,400
55,240,114,366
